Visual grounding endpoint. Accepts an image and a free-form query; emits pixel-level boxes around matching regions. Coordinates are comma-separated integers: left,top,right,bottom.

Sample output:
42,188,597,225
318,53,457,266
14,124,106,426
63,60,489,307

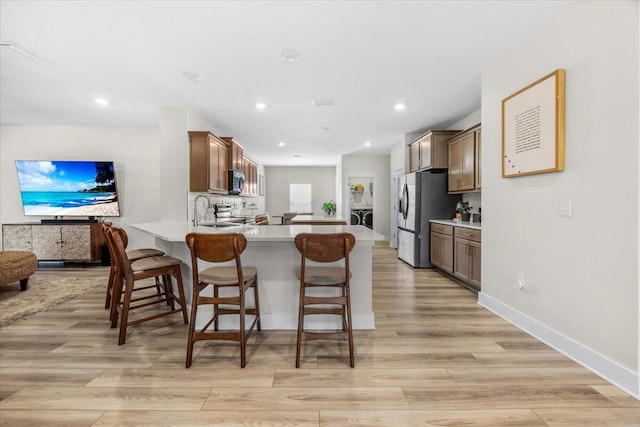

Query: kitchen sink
199,221,242,228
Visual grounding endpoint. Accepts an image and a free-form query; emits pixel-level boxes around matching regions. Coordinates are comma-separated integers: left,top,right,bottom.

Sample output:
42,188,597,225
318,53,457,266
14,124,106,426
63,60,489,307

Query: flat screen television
16,160,121,217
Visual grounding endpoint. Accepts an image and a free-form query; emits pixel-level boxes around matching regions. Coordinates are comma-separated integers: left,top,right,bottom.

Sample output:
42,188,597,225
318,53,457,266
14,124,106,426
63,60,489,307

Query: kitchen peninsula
132,221,384,330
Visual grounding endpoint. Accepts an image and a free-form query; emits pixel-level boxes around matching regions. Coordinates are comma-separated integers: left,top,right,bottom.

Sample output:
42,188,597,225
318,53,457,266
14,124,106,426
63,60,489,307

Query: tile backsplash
187,192,261,223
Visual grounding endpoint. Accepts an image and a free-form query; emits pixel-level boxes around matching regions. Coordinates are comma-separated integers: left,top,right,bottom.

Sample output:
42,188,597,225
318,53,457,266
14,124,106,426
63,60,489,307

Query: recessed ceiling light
394,103,406,111
278,142,286,147
94,98,110,106
281,50,299,62
0,41,49,65
256,103,267,110
183,72,201,82
364,141,372,146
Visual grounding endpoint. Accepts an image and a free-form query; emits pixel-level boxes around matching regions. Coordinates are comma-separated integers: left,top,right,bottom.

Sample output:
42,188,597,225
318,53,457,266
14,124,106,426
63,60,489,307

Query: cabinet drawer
431,223,453,235
454,227,481,242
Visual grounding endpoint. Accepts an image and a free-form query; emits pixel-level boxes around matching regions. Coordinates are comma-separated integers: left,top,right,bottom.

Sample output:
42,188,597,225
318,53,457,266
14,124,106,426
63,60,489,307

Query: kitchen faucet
193,194,212,227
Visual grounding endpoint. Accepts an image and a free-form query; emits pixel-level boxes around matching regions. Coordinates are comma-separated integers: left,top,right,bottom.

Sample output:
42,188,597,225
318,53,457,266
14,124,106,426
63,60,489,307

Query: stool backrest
105,226,134,277
185,233,247,263
294,233,356,263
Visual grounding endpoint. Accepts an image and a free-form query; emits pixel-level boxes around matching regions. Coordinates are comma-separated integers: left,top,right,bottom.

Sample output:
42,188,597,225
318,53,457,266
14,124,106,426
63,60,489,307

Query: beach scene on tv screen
16,161,120,217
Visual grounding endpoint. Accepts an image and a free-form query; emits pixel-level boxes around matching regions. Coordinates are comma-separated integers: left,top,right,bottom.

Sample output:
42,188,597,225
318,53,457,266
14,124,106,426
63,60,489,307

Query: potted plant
456,201,472,221
322,200,336,217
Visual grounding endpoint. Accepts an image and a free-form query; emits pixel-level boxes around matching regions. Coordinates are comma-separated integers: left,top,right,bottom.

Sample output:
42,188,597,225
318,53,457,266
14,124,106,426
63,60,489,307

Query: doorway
345,173,376,230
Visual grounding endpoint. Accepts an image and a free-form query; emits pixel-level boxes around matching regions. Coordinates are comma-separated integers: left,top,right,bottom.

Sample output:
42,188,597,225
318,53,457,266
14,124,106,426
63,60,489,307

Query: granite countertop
430,219,481,230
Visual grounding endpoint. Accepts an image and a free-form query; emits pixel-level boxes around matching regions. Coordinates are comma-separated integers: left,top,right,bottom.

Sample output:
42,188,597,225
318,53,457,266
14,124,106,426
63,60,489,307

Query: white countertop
430,219,482,230
291,215,346,223
131,220,385,242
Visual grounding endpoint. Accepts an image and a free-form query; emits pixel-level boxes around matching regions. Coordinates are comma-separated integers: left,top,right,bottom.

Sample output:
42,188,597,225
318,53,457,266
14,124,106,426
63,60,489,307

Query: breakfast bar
131,221,384,330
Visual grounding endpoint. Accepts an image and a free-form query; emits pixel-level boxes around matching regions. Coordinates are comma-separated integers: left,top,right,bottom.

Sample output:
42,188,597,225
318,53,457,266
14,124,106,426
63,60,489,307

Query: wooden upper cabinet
242,157,258,195
189,131,229,193
447,126,480,193
409,141,420,172
410,130,460,172
222,137,244,171
475,129,481,190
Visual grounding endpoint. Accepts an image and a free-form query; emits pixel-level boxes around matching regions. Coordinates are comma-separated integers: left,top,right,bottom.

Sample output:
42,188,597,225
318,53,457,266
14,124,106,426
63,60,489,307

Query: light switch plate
560,200,572,217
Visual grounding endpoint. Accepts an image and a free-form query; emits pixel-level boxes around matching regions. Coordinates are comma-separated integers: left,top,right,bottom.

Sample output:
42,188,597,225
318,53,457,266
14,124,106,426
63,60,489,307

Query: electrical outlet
560,200,572,217
516,272,525,289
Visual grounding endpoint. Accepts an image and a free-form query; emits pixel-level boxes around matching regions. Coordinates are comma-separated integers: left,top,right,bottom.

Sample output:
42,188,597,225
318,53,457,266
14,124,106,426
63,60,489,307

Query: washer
350,209,361,225
363,210,373,229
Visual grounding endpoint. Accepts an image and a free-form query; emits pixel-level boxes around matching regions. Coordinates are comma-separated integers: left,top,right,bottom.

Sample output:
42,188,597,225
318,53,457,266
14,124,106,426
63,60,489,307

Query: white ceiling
0,0,568,166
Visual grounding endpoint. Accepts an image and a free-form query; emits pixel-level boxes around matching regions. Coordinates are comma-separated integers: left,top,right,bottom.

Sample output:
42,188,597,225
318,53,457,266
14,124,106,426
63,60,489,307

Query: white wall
342,155,390,240
264,166,336,216
447,109,481,132
0,125,160,249
480,0,639,396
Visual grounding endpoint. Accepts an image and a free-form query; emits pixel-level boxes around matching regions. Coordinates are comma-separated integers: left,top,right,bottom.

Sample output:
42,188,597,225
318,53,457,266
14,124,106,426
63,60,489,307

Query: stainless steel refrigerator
397,171,460,267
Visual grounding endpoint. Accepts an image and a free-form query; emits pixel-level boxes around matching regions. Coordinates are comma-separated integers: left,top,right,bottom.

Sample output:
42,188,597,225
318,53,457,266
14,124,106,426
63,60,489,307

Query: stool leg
186,282,199,368
118,277,135,345
105,266,115,309
253,275,261,331
295,281,305,368
19,277,29,291
213,285,219,331
174,267,188,324
346,286,354,368
240,290,246,368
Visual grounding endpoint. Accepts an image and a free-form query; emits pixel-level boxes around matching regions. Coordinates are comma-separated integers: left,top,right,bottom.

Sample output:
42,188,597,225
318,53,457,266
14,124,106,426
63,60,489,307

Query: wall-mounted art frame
259,175,264,196
502,69,565,178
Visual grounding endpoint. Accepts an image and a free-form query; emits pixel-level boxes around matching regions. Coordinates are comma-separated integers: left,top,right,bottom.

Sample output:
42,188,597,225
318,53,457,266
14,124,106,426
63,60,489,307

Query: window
290,184,312,212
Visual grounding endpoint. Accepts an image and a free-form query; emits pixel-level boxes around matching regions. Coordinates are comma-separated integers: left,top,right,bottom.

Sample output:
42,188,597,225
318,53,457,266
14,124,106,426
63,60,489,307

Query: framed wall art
502,69,565,178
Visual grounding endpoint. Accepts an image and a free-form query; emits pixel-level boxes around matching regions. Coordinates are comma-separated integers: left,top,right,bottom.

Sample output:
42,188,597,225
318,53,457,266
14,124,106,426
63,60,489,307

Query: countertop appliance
397,171,461,267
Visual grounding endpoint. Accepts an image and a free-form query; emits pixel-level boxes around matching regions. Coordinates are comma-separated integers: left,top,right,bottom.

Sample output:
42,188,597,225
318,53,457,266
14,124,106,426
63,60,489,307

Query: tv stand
2,222,106,263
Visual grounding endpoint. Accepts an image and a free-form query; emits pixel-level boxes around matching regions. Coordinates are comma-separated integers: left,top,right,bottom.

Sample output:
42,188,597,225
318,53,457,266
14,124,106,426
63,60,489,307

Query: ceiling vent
312,100,335,107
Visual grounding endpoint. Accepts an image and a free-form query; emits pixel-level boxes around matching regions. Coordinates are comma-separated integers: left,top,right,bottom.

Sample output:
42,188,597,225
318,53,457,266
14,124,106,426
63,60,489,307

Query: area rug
0,275,106,327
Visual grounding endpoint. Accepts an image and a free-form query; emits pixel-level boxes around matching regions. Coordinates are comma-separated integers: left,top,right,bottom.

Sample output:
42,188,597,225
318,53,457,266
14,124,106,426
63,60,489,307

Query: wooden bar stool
294,232,356,368
185,233,261,368
101,222,165,312
106,226,188,345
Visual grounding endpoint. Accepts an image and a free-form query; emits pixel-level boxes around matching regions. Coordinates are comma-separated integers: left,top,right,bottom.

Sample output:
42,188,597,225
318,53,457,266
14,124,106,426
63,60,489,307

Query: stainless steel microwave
228,169,245,195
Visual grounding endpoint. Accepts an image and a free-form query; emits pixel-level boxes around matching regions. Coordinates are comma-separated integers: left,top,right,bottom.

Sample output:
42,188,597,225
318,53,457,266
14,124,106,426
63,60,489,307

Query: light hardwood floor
0,245,638,426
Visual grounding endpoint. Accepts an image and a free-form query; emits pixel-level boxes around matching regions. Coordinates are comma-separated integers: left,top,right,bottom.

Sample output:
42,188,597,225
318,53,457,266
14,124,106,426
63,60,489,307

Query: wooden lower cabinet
453,227,481,290
430,223,481,291
430,223,454,273
2,223,105,262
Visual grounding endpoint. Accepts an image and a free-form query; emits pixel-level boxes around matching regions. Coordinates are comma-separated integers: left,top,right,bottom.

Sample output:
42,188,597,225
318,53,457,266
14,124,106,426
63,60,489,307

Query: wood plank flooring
0,244,638,426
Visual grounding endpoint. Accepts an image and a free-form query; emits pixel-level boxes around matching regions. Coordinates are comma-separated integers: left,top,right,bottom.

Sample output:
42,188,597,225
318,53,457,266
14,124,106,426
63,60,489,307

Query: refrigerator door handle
401,183,409,220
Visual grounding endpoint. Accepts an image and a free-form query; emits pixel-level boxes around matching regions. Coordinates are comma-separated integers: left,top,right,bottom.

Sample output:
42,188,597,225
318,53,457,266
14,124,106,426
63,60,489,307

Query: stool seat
131,255,182,271
295,266,350,285
201,266,257,285
127,248,165,262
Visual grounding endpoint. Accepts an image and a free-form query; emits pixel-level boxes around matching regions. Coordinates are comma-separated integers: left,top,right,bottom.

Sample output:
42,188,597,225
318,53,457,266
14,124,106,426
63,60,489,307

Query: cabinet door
453,237,470,282
234,145,244,171
461,132,475,190
430,232,441,268
448,139,462,192
2,225,33,251
60,225,92,260
409,142,420,172
419,134,432,169
32,225,63,260
218,143,229,192
440,234,454,274
469,241,481,289
209,138,221,191
475,129,481,190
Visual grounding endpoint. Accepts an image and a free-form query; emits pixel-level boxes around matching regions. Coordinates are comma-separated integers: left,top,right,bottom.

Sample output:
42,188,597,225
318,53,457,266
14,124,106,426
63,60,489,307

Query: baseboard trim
478,292,639,399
